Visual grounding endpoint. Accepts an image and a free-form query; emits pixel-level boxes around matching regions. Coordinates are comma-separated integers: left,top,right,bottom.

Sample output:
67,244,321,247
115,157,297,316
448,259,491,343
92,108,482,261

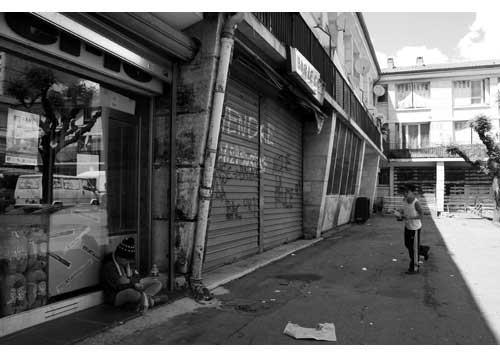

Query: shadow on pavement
122,214,497,345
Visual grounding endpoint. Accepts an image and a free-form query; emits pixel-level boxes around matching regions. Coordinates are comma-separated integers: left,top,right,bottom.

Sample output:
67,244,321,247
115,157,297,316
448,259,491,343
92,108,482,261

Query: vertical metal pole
258,97,264,253
169,63,178,291
148,99,154,272
137,106,142,269
413,230,419,272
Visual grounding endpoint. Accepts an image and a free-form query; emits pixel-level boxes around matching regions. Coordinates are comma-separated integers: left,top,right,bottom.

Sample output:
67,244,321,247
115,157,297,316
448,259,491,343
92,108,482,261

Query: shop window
453,79,490,106
327,120,362,195
396,82,430,109
330,121,347,195
0,50,146,318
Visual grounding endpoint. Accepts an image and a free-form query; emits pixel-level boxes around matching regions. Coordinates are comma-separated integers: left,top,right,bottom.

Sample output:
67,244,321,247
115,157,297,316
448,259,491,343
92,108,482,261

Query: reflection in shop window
0,50,142,318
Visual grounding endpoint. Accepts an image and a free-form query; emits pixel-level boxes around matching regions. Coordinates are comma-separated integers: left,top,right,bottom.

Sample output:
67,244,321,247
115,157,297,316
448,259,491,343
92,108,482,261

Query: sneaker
405,269,419,275
152,294,169,306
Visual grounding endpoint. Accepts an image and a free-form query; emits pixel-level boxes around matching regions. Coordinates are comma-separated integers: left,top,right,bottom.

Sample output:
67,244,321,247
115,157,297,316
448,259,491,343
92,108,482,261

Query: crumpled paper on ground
283,322,337,342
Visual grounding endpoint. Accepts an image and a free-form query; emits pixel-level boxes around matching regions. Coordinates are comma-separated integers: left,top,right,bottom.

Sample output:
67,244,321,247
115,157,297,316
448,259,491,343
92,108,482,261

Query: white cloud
377,46,449,68
457,12,500,61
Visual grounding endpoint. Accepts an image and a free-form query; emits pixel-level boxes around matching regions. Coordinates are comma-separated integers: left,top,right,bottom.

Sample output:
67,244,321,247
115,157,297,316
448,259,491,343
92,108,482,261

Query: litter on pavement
283,322,337,342
362,267,367,271
392,258,398,262
211,286,230,296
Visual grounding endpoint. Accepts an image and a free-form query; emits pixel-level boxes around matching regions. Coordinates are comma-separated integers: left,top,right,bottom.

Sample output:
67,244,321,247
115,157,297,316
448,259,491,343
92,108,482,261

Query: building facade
376,57,500,216
0,12,384,336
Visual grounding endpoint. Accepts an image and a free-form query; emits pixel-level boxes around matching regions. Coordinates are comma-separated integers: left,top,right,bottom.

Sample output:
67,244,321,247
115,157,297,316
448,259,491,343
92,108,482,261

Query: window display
0,50,143,317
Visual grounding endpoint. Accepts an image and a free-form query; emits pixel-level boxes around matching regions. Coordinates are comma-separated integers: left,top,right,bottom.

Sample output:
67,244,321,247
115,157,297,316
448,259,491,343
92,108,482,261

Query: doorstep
0,304,140,345
0,289,185,345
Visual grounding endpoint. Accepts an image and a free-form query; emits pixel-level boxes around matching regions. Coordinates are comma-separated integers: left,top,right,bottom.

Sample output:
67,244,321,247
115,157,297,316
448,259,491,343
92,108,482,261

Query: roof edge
380,61,500,76
356,12,381,76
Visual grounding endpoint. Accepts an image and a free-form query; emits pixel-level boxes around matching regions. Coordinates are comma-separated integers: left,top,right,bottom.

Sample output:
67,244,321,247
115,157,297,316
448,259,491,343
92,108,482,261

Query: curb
204,237,324,290
205,224,353,291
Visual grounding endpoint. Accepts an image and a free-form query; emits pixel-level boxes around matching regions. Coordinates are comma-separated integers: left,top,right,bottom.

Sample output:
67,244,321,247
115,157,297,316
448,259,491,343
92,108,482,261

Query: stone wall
174,14,224,274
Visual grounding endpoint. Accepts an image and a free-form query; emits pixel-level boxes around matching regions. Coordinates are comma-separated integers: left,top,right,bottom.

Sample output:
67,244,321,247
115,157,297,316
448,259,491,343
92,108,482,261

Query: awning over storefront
63,12,200,64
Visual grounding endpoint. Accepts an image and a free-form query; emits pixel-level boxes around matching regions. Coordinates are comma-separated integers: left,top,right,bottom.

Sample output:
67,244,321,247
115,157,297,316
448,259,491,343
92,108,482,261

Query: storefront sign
5,108,40,166
289,47,325,105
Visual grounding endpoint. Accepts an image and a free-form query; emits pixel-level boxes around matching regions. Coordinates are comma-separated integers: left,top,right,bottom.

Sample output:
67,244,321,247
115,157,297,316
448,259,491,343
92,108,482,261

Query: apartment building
375,57,500,216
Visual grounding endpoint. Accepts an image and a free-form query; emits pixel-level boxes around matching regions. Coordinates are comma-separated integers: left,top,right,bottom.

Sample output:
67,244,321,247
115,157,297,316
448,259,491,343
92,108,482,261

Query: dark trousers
404,228,430,269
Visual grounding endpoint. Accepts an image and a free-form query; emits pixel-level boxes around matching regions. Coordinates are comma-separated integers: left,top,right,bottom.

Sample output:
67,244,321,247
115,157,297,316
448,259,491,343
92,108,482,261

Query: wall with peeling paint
321,195,356,230
303,113,336,239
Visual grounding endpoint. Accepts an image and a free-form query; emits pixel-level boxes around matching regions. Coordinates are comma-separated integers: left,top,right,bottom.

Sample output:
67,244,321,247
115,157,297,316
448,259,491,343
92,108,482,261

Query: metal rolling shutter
394,166,436,213
444,166,493,211
262,98,303,250
205,80,260,270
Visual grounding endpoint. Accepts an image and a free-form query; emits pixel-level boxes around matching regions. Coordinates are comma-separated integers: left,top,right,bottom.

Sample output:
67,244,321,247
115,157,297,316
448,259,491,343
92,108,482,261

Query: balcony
252,12,382,150
386,143,488,159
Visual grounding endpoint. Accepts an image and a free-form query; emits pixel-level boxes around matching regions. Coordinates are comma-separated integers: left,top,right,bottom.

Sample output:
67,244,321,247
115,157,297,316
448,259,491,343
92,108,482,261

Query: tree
446,114,500,222
6,67,101,205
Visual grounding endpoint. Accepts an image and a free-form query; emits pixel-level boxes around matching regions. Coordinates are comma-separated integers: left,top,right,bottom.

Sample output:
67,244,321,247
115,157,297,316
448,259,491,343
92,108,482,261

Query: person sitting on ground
394,184,430,274
101,237,168,311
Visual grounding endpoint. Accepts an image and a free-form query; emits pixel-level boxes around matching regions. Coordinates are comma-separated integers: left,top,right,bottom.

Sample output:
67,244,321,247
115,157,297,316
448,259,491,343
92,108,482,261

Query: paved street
80,214,499,345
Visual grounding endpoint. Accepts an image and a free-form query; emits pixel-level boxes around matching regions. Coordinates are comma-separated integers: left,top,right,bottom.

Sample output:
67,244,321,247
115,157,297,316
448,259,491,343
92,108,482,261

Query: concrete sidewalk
79,215,498,344
432,214,500,342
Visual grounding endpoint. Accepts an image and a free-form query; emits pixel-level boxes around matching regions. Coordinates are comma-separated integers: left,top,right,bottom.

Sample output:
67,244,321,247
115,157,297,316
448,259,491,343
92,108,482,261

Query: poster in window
5,108,40,166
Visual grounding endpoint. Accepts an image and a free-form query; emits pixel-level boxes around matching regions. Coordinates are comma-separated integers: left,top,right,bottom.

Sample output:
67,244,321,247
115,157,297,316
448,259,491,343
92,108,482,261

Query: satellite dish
354,58,371,75
373,84,386,97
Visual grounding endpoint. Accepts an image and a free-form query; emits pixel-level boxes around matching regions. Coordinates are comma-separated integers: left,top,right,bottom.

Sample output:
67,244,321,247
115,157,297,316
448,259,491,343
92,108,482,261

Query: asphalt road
93,215,497,344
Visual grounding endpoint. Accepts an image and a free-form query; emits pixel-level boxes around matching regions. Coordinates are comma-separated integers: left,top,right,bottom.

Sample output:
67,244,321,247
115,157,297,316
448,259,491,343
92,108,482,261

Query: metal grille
262,97,303,250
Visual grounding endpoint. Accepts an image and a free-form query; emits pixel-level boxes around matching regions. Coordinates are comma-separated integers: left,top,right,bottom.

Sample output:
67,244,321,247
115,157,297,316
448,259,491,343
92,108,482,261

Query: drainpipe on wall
190,12,245,300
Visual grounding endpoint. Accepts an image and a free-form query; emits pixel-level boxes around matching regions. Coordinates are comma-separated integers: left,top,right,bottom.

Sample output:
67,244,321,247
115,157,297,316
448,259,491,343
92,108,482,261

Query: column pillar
436,161,444,214
389,166,395,197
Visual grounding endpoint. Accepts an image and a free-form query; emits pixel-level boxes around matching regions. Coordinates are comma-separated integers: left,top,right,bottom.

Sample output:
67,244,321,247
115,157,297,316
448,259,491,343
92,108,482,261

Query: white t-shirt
403,198,422,230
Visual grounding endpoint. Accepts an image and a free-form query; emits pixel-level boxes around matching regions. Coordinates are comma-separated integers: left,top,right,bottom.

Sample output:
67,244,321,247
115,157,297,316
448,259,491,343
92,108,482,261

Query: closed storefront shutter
205,79,260,271
205,78,304,271
262,98,303,250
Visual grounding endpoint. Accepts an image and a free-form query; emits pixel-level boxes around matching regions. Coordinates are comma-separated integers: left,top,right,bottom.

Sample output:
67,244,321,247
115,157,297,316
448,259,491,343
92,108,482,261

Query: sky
363,12,500,69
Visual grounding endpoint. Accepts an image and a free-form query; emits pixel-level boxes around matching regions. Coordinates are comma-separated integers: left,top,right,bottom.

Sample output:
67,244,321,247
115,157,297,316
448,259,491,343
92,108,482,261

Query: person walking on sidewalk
101,237,168,311
396,184,430,274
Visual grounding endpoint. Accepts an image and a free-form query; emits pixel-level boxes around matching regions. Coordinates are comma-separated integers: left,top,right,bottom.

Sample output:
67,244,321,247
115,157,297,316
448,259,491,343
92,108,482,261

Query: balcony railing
252,12,381,150
386,143,488,159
